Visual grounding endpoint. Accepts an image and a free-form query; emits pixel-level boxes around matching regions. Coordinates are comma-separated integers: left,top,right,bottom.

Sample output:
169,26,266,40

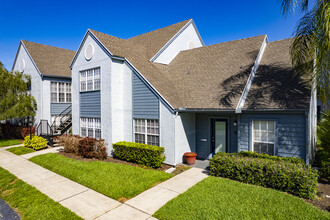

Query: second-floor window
51,82,71,103
80,68,100,92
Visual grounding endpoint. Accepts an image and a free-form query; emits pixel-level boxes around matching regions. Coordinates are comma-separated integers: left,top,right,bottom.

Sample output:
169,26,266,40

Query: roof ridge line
149,19,192,62
21,40,75,52
235,35,268,113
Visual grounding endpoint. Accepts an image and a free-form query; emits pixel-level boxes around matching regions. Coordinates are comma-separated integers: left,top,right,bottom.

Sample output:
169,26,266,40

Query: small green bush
234,151,304,164
318,111,330,149
113,141,165,168
320,161,330,180
209,152,318,199
23,135,47,150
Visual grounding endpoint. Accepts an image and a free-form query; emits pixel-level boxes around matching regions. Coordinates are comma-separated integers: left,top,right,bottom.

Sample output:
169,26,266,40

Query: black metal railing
37,120,53,136
51,105,72,134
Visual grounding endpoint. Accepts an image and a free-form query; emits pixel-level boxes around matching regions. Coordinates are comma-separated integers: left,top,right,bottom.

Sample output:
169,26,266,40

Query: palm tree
280,0,329,104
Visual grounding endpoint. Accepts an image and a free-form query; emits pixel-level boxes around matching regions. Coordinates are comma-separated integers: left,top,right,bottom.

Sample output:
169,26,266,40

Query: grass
154,176,330,220
0,139,21,147
30,153,173,200
0,167,81,220
7,146,35,155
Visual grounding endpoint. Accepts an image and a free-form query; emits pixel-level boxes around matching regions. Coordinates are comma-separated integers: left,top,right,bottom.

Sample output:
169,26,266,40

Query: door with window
211,119,227,155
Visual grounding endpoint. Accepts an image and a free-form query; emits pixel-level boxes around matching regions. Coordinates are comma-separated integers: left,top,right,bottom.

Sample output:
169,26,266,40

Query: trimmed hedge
113,141,165,168
209,152,318,199
23,135,47,150
235,151,304,164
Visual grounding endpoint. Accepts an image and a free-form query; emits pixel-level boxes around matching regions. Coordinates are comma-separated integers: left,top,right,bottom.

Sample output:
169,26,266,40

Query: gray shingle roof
244,38,311,110
22,40,75,77
90,20,310,110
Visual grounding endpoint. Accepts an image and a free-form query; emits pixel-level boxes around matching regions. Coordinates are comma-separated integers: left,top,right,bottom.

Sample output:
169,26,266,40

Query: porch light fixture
234,121,238,126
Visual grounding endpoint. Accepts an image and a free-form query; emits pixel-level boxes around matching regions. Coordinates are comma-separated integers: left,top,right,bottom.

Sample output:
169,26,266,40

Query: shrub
78,137,96,158
23,135,47,150
209,152,318,199
94,139,107,160
73,137,108,159
21,127,36,138
235,151,304,164
113,141,165,168
320,161,330,180
55,135,82,154
318,111,330,149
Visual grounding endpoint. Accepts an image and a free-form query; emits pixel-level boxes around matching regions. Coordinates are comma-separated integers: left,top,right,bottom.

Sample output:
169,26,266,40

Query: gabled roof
244,38,310,110
21,40,75,77
164,35,266,109
126,19,191,60
91,24,266,109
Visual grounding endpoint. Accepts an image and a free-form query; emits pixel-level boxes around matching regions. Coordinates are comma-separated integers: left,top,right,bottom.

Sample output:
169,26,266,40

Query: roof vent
85,44,94,61
19,58,25,73
188,41,195,49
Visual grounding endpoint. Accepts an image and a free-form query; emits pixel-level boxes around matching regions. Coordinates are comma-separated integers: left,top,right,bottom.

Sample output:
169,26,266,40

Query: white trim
12,41,43,77
251,120,276,155
149,19,205,62
235,35,268,113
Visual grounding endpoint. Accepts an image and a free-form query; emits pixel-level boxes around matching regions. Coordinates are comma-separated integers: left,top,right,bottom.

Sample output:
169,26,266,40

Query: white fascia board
235,35,268,113
191,20,205,47
150,19,193,62
87,31,175,112
13,40,42,77
69,29,107,69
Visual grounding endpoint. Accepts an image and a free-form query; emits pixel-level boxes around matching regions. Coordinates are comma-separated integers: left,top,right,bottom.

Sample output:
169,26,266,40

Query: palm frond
280,0,310,15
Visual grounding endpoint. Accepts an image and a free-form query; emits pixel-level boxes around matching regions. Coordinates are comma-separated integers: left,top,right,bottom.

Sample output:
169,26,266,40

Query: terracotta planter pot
184,152,197,165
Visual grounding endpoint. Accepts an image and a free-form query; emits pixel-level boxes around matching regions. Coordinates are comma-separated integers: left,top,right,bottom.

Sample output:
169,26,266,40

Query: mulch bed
58,151,173,171
306,179,330,212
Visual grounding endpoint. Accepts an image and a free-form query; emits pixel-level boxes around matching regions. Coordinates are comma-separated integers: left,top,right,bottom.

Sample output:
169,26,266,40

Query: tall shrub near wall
113,141,165,168
209,152,318,199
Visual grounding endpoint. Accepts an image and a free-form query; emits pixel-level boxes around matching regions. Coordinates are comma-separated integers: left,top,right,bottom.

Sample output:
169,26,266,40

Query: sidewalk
0,148,208,219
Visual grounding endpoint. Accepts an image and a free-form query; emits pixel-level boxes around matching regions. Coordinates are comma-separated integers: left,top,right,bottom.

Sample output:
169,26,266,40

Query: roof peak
21,40,75,52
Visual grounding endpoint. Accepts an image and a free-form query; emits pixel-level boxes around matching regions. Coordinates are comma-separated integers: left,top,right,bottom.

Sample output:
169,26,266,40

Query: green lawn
154,176,330,220
7,146,35,155
0,167,81,219
0,139,21,147
30,153,172,200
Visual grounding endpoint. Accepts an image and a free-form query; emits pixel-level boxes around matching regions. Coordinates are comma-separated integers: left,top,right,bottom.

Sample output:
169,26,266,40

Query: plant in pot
184,152,197,165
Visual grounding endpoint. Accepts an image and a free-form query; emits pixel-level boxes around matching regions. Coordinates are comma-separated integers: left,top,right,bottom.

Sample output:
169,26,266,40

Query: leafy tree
0,61,37,120
280,0,330,104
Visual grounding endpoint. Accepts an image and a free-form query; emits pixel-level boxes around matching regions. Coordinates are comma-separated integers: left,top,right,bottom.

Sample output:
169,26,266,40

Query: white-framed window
80,117,101,139
134,119,159,146
50,82,72,103
80,67,101,91
252,120,275,155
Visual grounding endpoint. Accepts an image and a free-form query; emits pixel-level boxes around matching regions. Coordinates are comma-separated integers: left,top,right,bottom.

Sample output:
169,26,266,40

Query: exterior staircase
36,105,72,147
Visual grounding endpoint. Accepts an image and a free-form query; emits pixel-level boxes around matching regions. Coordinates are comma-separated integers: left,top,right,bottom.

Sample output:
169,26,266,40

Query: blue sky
0,0,305,70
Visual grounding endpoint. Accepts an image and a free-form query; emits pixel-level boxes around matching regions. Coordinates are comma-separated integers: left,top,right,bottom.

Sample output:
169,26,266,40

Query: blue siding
51,103,71,115
238,113,306,159
132,74,159,119
196,113,238,159
80,91,101,118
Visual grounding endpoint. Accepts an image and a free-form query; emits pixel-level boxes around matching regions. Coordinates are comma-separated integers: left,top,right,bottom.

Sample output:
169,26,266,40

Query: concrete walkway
0,148,208,220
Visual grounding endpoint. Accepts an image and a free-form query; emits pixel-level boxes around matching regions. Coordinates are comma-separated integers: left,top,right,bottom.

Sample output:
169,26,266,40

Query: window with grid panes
51,82,71,103
80,118,101,139
51,82,57,102
80,68,100,91
66,83,72,102
252,120,275,155
134,119,159,146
